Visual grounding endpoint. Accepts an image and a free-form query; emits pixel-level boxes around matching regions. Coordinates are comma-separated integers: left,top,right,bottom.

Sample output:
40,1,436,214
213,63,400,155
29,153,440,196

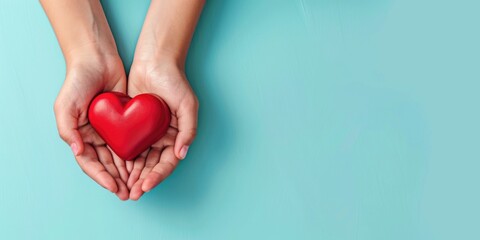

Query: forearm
40,0,118,64
134,0,205,67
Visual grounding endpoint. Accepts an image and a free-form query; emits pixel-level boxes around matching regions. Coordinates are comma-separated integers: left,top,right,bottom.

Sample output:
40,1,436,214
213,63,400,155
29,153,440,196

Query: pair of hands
54,49,198,200
42,0,204,200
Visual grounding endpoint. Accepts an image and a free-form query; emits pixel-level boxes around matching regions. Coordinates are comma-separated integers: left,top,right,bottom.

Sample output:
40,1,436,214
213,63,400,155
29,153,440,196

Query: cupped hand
54,53,129,200
126,60,199,200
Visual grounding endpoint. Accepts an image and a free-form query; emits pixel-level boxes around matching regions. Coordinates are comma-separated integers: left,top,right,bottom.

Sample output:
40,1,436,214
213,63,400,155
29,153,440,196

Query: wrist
130,57,185,85
133,37,187,69
65,50,124,85
41,0,119,64
133,0,204,68
65,43,120,69
133,45,185,71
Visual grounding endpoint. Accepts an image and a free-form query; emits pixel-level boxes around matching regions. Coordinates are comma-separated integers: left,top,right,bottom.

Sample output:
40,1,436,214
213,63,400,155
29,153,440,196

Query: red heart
88,92,171,161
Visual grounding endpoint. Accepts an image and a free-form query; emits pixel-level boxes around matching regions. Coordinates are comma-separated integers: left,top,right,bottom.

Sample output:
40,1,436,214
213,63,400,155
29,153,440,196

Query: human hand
43,0,203,200
41,0,131,199
126,60,199,200
122,0,203,200
54,52,129,200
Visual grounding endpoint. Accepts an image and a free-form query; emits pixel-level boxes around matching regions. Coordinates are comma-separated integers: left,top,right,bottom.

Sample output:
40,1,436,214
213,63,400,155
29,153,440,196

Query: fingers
127,154,146,189
96,146,129,201
54,101,84,156
109,147,129,183
78,125,129,200
115,157,129,184
126,161,134,174
129,178,146,201
78,124,105,144
96,146,120,179
114,178,129,201
128,134,175,199
129,148,160,200
174,97,199,160
142,146,179,192
75,144,118,193
126,148,148,175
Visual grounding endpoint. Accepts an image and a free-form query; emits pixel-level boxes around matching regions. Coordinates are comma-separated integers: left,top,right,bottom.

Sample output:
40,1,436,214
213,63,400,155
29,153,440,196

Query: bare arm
40,0,129,200
133,0,206,67
40,0,118,63
127,0,205,199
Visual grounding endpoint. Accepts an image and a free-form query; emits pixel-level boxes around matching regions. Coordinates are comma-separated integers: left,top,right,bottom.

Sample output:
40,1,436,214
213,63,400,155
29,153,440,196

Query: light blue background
0,0,479,239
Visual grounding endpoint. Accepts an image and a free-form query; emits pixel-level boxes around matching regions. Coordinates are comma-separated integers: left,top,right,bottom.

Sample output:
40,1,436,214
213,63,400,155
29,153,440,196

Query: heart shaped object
88,92,171,160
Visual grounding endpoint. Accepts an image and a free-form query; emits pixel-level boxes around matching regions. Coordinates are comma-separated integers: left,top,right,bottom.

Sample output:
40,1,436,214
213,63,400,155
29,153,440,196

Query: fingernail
71,143,79,155
179,145,189,160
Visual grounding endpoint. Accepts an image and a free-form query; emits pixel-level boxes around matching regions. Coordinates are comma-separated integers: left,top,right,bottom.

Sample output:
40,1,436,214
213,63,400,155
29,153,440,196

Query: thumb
174,97,199,160
54,102,84,156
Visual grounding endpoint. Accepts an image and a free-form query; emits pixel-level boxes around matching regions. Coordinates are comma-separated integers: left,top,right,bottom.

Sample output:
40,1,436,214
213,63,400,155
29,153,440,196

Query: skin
127,0,204,200
40,0,204,200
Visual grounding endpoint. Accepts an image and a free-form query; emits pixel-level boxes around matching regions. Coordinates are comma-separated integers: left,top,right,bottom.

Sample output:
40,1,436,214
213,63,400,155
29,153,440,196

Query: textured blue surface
0,0,479,239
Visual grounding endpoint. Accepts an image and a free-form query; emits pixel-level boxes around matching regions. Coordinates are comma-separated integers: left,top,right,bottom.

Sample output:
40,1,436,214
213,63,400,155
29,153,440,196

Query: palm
65,63,125,129
126,62,196,200
126,125,179,200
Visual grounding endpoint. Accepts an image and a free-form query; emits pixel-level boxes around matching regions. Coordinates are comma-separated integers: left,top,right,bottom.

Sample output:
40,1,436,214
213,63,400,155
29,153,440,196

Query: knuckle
184,96,199,110
58,130,69,142
187,127,198,139
76,161,88,174
193,97,199,109
53,100,61,114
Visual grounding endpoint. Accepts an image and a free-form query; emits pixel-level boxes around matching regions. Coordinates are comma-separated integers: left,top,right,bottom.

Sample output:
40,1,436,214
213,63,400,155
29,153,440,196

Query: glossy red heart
88,92,171,161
